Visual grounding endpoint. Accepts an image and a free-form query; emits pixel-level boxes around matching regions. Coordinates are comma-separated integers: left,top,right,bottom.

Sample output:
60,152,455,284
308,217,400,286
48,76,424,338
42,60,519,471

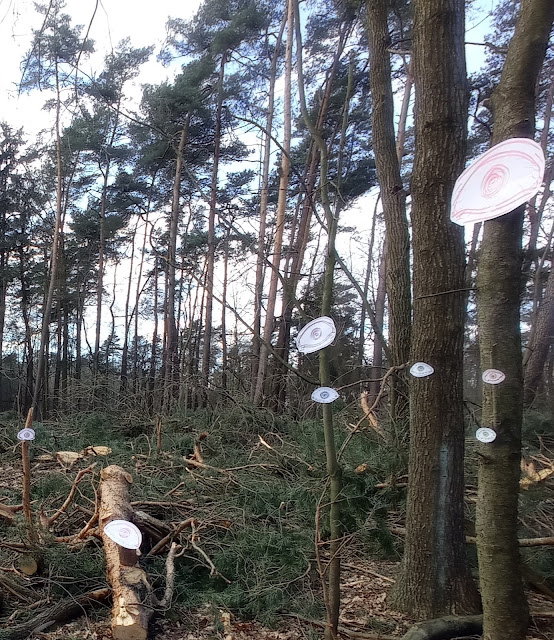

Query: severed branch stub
100,465,154,640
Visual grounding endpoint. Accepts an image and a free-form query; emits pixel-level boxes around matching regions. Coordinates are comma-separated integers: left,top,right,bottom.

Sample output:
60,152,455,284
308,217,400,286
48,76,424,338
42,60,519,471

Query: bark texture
524,264,554,406
365,0,411,367
390,0,480,618
475,2,554,640
100,465,153,640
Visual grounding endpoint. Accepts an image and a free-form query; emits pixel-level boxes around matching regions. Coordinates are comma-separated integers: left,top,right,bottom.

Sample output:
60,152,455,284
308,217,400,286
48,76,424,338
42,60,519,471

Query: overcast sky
0,0,202,135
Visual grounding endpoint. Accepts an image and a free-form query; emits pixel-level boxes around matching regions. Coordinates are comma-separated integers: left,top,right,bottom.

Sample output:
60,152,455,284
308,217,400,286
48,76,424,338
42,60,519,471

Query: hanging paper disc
296,316,336,354
451,138,545,226
17,428,35,441
482,369,506,385
410,362,434,378
103,520,142,550
476,427,497,443
311,387,339,404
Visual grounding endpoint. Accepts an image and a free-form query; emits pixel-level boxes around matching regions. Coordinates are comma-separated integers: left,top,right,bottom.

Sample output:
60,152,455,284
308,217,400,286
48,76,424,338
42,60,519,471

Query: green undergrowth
0,406,407,628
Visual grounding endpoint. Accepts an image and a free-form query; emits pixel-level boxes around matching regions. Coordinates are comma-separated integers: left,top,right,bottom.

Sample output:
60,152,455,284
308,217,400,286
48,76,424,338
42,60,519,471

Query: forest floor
30,563,554,640
1,410,553,640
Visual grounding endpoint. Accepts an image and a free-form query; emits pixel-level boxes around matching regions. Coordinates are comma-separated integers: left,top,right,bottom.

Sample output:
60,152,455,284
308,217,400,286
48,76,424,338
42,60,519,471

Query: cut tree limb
100,465,154,640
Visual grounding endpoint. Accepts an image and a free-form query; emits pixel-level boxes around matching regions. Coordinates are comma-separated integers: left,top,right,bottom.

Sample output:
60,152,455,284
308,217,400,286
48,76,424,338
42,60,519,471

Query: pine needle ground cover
0,407,552,639
0,407,405,637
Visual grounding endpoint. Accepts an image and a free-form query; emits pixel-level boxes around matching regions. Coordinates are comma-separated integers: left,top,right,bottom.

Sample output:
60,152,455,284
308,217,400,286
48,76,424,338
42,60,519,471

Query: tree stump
100,465,153,640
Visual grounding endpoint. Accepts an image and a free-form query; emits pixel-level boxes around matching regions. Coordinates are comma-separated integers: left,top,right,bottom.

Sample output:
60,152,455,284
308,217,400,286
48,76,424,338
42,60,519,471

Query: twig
21,408,36,542
315,478,333,626
338,365,407,460
41,463,97,528
341,562,395,584
8,599,49,622
165,482,185,496
155,415,163,453
284,613,396,640
258,435,314,469
154,542,178,609
189,521,231,583
76,484,99,540
147,518,195,556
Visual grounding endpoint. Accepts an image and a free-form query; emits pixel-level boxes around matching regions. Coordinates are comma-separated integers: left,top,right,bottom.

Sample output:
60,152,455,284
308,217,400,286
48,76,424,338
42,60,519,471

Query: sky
0,0,202,134
0,0,497,347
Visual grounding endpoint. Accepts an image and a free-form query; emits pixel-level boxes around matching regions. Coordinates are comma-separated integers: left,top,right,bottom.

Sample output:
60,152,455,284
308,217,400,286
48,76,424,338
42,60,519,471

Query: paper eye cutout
482,369,505,384
451,138,545,226
410,362,434,378
311,387,339,404
296,317,336,354
17,428,35,441
103,520,142,550
476,427,497,443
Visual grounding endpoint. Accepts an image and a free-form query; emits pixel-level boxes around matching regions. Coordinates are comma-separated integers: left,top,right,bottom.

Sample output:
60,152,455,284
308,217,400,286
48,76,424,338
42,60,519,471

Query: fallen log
400,615,483,640
2,587,110,640
100,465,154,640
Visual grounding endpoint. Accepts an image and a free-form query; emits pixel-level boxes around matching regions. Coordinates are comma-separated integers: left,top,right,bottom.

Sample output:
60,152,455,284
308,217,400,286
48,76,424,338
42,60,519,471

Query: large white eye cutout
103,520,142,550
476,427,497,443
410,362,434,378
482,369,506,385
311,387,339,404
451,138,545,227
17,428,35,441
296,317,337,354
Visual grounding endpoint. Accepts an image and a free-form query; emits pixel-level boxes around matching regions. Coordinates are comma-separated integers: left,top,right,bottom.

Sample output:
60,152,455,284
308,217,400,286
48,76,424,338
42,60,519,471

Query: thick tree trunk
390,0,480,618
100,465,153,640
475,3,554,639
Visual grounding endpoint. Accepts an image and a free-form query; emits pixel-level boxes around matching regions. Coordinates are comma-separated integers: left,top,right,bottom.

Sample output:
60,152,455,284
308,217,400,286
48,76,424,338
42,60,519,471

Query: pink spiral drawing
311,328,322,339
481,165,509,198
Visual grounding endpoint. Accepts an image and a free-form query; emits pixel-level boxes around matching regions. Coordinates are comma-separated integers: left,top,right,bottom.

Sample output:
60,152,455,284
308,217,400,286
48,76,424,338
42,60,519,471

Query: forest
0,0,553,639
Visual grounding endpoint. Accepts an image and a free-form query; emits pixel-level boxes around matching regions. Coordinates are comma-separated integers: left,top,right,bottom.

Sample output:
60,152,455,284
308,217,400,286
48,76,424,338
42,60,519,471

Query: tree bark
100,465,153,640
366,0,411,368
475,3,554,639
390,0,480,618
524,264,554,406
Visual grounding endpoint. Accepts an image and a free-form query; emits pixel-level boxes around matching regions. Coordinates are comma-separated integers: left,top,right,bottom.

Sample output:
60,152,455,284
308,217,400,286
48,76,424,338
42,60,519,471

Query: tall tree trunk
164,119,189,413
524,264,554,406
221,229,230,392
476,4,554,639
32,60,65,417
120,216,139,394
294,3,353,637
147,260,160,415
19,243,34,412
390,0,480,618
366,0,411,368
272,20,350,409
253,1,293,407
202,56,226,407
251,16,286,399
369,244,386,402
